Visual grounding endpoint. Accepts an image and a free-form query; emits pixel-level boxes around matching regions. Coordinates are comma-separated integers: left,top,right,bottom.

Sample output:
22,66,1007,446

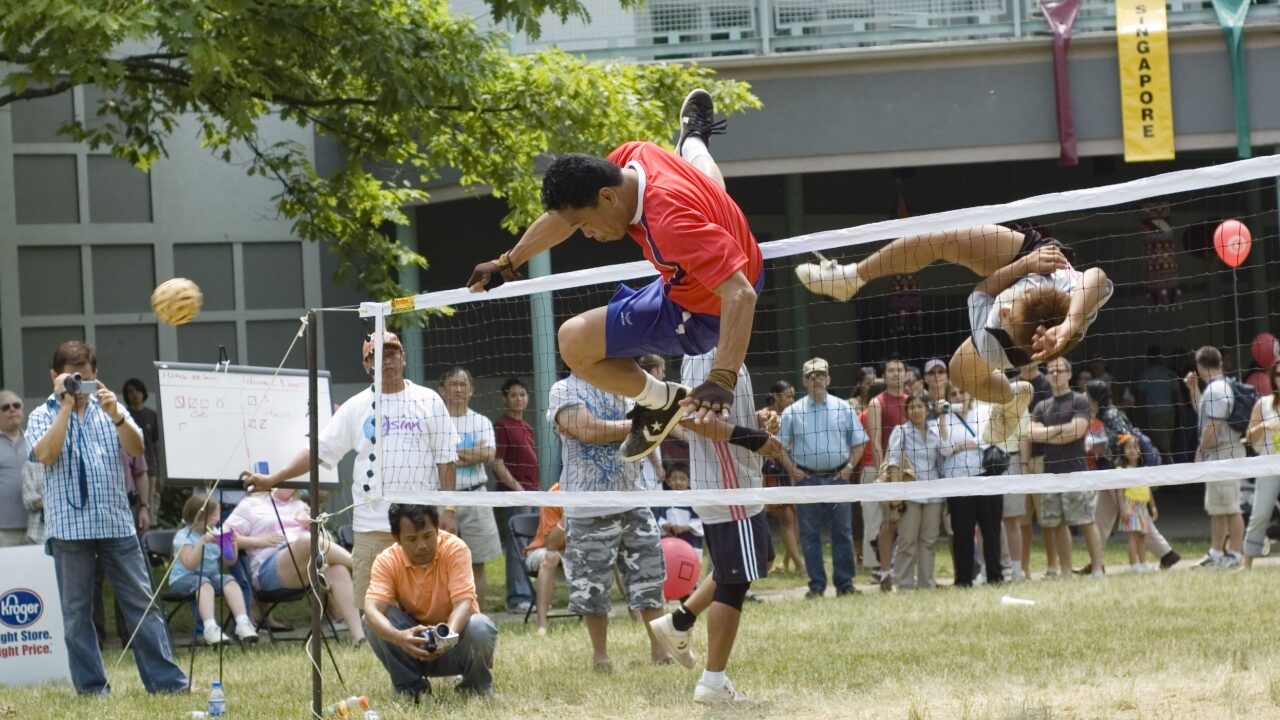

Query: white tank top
1255,397,1280,455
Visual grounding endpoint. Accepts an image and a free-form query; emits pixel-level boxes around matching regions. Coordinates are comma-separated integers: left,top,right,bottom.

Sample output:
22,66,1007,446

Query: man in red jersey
468,90,763,462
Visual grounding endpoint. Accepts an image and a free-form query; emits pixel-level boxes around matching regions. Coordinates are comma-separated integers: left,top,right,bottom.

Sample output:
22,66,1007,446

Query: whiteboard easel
155,362,340,489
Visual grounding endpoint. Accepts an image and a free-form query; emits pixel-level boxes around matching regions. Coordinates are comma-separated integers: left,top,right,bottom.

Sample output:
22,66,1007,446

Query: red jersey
606,141,762,316
494,414,539,491
873,391,907,456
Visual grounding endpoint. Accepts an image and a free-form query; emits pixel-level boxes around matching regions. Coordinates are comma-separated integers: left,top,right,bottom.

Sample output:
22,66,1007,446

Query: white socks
234,614,251,626
680,135,711,164
203,619,218,631
701,669,726,687
634,373,671,410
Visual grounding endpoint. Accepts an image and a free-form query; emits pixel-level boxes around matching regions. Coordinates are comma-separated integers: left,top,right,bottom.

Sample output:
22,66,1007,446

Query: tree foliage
0,0,760,301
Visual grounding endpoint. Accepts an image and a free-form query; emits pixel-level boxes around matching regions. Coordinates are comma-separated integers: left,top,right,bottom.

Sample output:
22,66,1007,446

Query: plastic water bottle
363,712,380,720
183,713,209,719
207,681,226,717
323,696,369,717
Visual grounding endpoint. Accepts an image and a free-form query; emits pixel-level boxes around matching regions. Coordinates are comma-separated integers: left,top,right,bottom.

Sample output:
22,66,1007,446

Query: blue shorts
169,573,236,595
604,272,764,359
255,544,289,593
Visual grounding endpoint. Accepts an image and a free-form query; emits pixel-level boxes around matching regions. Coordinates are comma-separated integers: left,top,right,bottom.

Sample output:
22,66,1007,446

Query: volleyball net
356,154,1280,510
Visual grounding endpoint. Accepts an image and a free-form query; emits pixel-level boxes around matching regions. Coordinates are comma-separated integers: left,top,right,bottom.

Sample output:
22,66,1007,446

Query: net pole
529,250,560,489
307,308,323,716
785,174,811,369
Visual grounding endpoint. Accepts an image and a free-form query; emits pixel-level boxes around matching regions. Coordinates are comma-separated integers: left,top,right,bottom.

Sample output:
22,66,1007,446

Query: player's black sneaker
620,383,689,461
675,88,727,157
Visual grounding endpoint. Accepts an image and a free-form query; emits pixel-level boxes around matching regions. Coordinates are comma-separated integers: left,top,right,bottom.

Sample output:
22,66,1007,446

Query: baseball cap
802,357,829,376
924,358,947,374
362,332,403,359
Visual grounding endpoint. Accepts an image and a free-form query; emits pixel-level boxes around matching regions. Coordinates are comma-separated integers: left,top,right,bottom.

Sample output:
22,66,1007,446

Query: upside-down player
467,89,763,461
796,225,1112,443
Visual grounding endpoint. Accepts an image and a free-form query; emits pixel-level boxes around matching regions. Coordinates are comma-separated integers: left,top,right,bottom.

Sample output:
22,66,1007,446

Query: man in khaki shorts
440,367,505,609
1189,346,1246,568
243,332,460,609
1028,357,1105,579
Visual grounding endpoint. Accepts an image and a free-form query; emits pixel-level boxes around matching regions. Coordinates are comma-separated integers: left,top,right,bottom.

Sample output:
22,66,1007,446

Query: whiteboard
155,362,339,489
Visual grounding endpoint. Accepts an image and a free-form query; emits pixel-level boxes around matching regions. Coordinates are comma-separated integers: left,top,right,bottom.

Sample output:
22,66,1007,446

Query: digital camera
64,372,98,396
419,623,458,653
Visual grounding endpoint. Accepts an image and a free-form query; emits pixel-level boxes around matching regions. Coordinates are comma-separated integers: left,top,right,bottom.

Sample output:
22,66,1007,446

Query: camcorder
64,372,99,396
419,623,459,653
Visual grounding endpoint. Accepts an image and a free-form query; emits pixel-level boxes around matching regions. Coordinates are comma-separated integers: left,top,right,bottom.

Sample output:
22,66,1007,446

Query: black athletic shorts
1011,226,1075,265
704,512,772,585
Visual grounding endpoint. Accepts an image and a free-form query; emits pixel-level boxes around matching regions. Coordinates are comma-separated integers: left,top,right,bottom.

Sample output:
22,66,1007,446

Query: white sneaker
694,676,745,705
648,614,696,669
1010,567,1027,582
234,620,259,642
1090,570,1106,580
983,381,1032,444
795,259,862,301
1222,552,1243,568
203,626,231,645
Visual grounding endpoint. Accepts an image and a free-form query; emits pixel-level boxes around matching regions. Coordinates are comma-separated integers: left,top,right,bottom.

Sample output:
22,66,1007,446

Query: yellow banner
1115,1,1175,161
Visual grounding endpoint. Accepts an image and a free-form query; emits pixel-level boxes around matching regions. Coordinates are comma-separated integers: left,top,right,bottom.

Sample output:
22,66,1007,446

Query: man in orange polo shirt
363,504,498,699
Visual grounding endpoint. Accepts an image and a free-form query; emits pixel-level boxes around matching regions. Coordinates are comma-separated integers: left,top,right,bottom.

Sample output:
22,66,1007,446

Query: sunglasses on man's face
1,402,21,412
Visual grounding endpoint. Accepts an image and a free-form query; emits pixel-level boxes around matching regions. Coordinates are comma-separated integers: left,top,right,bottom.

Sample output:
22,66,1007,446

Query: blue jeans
501,506,535,609
49,536,189,694
796,473,856,593
364,606,497,695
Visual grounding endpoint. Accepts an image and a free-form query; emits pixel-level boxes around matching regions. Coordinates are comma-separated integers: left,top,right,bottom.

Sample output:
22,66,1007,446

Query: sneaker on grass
694,676,745,705
648,614,696,669
620,384,689,461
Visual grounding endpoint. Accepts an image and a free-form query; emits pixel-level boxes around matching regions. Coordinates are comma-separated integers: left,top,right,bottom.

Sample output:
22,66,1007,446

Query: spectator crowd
5,335,1279,704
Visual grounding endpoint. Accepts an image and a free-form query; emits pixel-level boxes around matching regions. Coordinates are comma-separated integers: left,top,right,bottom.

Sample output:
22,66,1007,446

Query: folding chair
508,513,576,625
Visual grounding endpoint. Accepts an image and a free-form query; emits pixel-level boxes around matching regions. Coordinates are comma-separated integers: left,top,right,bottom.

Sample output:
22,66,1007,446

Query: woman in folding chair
518,484,569,635
225,488,366,645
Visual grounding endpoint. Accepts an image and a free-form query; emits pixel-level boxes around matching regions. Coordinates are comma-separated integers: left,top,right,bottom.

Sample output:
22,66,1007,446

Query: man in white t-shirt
440,367,504,608
243,332,459,608
1189,345,1246,568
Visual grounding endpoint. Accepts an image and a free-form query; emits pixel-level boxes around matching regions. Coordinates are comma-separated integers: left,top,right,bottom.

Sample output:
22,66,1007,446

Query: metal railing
490,0,1280,60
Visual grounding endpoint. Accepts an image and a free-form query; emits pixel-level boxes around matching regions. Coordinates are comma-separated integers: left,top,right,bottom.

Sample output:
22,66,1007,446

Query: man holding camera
27,341,188,694
363,503,497,699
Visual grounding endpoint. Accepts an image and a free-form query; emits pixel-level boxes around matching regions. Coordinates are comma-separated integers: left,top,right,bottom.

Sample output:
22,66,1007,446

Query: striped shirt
25,395,137,542
681,350,763,526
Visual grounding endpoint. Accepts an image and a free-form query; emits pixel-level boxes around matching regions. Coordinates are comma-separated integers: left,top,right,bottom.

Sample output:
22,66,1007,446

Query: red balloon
1213,219,1252,268
660,536,701,600
1253,332,1279,368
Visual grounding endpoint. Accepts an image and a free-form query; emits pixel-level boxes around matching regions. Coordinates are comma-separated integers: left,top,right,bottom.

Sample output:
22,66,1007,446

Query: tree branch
0,80,75,107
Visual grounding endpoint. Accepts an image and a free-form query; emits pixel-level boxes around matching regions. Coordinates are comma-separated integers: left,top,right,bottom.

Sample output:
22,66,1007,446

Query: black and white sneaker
619,383,689,461
675,88,727,157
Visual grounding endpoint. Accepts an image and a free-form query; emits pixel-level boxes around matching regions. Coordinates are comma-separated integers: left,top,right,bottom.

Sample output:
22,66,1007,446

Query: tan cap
802,357,829,376
362,331,402,359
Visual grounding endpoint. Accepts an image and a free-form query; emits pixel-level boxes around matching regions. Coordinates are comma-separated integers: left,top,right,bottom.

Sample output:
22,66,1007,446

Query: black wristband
728,425,769,452
113,415,126,427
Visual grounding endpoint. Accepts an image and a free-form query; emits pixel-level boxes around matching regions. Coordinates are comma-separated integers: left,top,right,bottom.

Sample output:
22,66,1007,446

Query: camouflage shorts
565,509,665,616
1038,491,1097,528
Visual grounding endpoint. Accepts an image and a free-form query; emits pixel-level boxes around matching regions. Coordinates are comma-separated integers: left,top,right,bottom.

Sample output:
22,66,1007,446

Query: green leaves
1,0,760,305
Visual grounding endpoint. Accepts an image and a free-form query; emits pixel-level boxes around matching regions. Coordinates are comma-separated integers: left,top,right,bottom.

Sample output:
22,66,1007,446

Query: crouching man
363,503,497,699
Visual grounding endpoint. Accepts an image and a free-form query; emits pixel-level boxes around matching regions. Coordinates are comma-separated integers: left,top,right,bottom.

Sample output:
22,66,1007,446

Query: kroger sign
0,589,43,629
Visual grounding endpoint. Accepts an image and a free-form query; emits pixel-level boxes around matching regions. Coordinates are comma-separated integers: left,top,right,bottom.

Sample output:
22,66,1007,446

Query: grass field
10,535,1280,712
6,538,1280,719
